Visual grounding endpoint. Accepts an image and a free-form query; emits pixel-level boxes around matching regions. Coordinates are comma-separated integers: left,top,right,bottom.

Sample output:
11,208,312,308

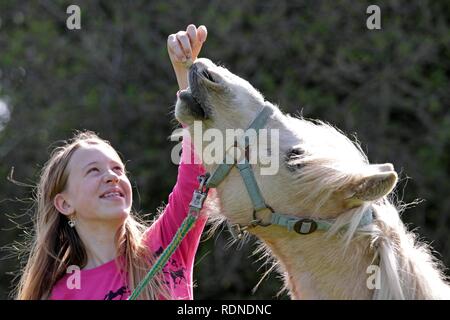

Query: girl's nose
104,171,120,184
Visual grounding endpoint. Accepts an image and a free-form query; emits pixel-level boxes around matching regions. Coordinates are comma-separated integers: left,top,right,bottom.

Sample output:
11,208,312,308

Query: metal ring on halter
197,173,211,192
293,219,318,235
252,205,274,227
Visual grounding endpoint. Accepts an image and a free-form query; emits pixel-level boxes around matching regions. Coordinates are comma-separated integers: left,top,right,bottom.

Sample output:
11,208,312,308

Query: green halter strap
205,104,374,239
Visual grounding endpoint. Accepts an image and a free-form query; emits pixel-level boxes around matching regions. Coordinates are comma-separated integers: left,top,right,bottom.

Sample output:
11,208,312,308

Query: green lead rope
128,107,274,299
127,214,198,300
128,174,210,300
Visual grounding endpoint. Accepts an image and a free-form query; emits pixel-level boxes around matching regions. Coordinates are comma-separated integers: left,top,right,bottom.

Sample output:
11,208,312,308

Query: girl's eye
113,166,124,173
87,167,99,174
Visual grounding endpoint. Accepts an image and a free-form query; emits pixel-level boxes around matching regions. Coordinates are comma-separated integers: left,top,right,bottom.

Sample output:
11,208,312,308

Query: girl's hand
167,24,207,90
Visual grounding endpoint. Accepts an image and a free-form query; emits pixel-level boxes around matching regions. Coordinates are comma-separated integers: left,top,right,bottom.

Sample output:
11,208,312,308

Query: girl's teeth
104,192,121,198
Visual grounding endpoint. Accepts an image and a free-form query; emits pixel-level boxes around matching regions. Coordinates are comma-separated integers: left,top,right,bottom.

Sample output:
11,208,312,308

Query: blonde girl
15,24,208,300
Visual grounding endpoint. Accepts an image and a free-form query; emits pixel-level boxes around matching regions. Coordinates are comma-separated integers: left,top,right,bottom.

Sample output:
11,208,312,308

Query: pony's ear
343,164,398,208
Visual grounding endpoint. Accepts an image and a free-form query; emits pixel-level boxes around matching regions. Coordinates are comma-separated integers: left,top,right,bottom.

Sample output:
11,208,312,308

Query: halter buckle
189,190,207,210
293,219,318,235
197,173,211,192
189,174,211,217
228,223,246,240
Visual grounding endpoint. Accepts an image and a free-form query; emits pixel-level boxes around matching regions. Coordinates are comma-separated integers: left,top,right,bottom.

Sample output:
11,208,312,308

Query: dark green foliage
0,0,449,299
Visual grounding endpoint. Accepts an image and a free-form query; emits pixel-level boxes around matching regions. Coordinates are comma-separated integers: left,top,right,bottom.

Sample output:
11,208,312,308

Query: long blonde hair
15,130,168,300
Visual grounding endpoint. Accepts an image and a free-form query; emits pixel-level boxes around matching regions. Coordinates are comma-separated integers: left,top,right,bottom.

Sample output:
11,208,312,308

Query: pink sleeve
145,128,207,267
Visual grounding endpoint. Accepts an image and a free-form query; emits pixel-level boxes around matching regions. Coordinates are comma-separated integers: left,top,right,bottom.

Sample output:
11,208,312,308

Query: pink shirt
50,132,206,300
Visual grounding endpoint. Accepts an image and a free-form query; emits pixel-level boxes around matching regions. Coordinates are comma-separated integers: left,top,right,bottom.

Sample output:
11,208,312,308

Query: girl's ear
54,193,75,216
342,164,398,209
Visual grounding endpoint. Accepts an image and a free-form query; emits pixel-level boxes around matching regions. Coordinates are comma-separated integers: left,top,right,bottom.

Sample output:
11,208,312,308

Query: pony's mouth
175,60,226,123
176,64,217,120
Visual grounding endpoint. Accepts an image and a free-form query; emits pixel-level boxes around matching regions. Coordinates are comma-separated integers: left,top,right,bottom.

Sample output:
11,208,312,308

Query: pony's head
176,58,398,227
176,59,450,300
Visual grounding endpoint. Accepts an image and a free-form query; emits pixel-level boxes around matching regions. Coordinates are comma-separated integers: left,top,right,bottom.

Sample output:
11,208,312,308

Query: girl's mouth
100,191,125,201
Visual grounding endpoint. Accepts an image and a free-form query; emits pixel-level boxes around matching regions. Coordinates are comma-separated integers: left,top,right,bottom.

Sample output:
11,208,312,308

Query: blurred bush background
0,0,449,299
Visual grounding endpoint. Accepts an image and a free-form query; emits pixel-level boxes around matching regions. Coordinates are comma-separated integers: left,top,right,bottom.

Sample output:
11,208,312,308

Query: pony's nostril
201,70,215,83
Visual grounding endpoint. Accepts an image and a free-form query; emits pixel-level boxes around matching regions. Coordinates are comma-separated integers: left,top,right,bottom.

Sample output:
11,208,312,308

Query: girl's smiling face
56,142,133,223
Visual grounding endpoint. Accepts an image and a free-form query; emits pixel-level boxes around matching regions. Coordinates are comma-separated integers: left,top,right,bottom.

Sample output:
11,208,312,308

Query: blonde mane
288,116,450,299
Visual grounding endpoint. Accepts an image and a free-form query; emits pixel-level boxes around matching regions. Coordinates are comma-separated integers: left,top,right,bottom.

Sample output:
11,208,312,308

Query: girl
15,24,208,300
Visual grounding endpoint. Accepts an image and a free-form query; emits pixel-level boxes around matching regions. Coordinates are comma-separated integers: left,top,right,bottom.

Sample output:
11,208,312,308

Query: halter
128,104,373,299
202,104,373,239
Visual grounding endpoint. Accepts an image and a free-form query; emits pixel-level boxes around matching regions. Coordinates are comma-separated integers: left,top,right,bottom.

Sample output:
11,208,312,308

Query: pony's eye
285,148,306,172
286,148,304,159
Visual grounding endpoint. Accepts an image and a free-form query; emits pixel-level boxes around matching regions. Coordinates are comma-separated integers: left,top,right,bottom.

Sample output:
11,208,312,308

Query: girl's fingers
187,25,207,60
186,24,198,48
192,25,207,59
197,25,207,44
176,31,192,60
168,25,207,63
167,34,185,62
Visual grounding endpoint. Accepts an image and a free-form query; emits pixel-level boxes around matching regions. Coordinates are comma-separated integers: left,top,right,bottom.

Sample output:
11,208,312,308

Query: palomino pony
175,58,450,299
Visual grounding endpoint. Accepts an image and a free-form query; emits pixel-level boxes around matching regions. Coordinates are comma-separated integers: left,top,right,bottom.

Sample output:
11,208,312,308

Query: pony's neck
251,226,375,299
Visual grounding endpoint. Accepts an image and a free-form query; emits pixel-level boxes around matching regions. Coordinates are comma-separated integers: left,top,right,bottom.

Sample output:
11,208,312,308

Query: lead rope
128,173,210,300
128,106,273,299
